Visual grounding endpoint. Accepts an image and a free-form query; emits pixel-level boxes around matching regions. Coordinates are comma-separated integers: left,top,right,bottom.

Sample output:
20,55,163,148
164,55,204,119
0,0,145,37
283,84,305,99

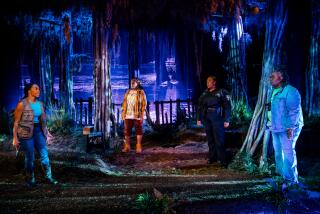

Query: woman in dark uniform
197,76,231,165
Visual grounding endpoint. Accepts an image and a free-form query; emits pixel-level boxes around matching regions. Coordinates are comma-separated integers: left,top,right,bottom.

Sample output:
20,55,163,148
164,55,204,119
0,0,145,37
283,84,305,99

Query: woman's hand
47,131,53,139
287,128,293,140
13,137,20,150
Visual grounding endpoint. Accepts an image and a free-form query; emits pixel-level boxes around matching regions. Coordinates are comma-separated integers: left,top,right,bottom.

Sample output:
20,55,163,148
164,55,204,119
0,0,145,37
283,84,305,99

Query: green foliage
230,100,252,130
134,191,172,214
0,107,12,135
228,151,259,174
0,134,9,144
47,104,75,135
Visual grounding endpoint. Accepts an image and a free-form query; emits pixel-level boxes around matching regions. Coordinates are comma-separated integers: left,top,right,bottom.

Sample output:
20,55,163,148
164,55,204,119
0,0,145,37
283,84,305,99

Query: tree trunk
193,31,203,86
239,0,288,170
60,13,75,116
226,11,249,107
305,1,320,117
93,6,113,141
128,28,139,83
39,37,54,107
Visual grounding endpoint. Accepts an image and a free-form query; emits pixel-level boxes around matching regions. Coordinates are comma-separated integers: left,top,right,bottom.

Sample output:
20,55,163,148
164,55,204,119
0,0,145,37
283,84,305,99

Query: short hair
131,77,138,82
131,78,143,89
272,67,289,83
207,76,217,81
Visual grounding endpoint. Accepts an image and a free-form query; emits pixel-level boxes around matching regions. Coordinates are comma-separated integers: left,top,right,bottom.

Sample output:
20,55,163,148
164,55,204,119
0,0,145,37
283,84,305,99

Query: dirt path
1,128,319,213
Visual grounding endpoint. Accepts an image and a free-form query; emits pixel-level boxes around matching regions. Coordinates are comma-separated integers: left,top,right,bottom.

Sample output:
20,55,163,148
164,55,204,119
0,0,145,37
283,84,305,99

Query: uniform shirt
197,88,231,122
29,100,42,123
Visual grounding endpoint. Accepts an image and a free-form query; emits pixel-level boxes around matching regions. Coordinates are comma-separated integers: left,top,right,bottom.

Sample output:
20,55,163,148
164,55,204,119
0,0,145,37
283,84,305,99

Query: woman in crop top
13,83,58,187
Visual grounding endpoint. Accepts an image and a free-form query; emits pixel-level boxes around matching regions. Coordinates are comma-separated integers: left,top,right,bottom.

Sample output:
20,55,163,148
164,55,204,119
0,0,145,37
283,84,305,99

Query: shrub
230,99,252,130
134,189,173,214
46,104,75,135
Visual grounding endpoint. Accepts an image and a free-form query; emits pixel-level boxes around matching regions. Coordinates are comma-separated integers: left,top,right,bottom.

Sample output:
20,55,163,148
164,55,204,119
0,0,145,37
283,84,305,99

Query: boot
122,140,131,153
136,143,142,154
42,165,58,185
25,170,36,187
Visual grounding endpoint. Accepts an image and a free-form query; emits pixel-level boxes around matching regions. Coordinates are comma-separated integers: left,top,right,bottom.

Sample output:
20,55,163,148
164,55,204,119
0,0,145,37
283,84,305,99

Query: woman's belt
207,107,221,112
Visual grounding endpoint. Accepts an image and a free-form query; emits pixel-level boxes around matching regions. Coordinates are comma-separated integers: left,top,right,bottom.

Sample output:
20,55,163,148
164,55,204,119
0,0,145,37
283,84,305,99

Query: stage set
0,0,320,213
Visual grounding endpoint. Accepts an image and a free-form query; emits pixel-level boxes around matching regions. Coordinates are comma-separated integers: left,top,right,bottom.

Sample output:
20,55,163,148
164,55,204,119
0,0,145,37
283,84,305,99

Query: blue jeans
19,125,50,172
272,127,302,183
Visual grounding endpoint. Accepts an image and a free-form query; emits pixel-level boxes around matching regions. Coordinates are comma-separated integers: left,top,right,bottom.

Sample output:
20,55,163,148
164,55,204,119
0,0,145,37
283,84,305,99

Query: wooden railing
74,98,198,126
153,99,197,125
74,98,94,126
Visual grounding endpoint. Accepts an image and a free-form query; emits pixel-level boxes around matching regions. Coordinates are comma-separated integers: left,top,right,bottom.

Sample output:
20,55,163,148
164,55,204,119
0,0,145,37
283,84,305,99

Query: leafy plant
134,189,173,214
0,107,12,135
228,151,259,174
230,100,252,130
0,134,9,143
46,104,75,135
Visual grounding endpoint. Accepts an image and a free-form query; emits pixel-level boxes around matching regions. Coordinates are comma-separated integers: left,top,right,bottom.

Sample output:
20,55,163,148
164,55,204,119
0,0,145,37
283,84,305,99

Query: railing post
80,98,83,126
176,99,181,113
75,98,78,124
84,107,88,125
176,99,181,124
155,101,160,125
161,101,164,124
192,101,195,120
169,99,173,124
165,112,168,125
88,97,93,125
187,99,191,119
117,108,120,125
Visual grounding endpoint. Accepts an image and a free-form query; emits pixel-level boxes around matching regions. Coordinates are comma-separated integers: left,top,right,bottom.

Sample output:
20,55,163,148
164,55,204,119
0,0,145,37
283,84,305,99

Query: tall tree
226,9,249,108
238,0,288,170
128,28,139,82
305,0,320,117
39,24,57,107
93,3,113,140
60,13,75,116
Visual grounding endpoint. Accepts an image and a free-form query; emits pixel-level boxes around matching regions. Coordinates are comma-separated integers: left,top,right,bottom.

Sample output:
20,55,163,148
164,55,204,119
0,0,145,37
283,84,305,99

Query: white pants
272,127,302,183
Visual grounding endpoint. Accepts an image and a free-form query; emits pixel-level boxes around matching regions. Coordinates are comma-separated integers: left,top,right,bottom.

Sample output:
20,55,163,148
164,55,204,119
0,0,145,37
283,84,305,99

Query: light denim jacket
269,84,304,133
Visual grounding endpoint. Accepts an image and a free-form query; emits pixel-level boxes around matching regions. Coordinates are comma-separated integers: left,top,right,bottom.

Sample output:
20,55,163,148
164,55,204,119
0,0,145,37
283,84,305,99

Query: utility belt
206,107,222,117
207,107,220,112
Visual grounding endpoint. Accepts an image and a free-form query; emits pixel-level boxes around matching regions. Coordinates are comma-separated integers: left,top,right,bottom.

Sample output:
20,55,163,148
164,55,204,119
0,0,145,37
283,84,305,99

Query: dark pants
204,112,226,163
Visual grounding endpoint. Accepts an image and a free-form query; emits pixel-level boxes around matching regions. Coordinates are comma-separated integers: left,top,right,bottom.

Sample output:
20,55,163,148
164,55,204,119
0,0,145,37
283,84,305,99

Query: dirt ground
0,128,319,213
